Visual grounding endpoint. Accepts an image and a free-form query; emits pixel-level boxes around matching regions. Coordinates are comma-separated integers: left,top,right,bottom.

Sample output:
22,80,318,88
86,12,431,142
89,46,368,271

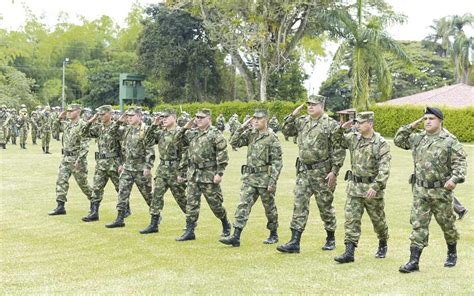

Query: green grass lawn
1,134,473,294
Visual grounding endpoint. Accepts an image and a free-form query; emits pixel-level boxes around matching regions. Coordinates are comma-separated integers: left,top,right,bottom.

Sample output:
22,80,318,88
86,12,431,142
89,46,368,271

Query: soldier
228,114,241,136
334,112,391,263
0,105,10,149
243,113,251,123
395,107,467,273
177,111,190,127
106,107,155,228
48,104,93,216
268,115,280,133
220,109,283,247
216,113,226,132
7,109,18,145
17,108,29,149
140,108,188,234
175,108,231,241
277,95,345,253
80,105,125,222
39,106,53,154
51,107,61,141
30,107,41,145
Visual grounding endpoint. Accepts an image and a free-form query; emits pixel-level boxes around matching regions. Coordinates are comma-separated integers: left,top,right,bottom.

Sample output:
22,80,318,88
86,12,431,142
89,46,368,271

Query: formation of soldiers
1,96,469,274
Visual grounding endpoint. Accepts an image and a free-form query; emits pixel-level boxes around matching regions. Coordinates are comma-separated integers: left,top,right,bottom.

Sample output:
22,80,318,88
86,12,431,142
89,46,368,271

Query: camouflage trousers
344,195,389,245
233,183,278,231
116,169,152,212
185,181,227,225
150,175,187,216
91,167,120,204
31,127,38,143
19,127,28,145
7,127,16,144
56,159,92,202
290,172,337,232
0,126,6,144
409,185,459,249
42,131,51,149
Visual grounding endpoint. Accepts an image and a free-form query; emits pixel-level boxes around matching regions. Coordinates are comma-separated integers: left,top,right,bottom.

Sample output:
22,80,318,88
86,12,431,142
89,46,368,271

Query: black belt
415,179,445,189
241,165,270,174
350,174,375,184
160,159,180,166
95,152,119,160
297,158,331,171
62,149,78,157
191,160,217,169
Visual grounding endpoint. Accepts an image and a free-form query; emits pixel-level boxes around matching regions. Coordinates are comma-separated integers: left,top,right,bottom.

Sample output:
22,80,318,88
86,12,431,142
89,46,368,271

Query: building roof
378,83,474,108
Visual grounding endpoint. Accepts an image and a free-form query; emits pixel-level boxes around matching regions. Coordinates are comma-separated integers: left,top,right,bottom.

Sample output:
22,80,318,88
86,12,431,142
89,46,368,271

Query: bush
369,105,474,142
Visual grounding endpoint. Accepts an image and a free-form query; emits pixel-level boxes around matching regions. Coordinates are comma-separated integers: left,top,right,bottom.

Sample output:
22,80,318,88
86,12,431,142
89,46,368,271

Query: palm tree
451,14,473,84
317,0,410,110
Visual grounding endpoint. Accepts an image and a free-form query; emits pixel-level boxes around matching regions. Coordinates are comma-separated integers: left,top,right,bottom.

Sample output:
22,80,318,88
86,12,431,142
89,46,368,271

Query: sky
1,0,473,93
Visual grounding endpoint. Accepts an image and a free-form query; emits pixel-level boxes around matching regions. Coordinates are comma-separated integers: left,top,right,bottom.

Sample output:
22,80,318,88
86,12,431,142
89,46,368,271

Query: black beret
424,107,444,120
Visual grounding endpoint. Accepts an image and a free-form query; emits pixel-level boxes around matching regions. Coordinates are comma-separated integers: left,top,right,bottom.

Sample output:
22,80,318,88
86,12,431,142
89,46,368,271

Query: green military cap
307,94,326,105
0,104,6,109
126,107,142,116
196,108,212,117
66,103,82,111
96,105,113,114
44,106,51,111
20,108,27,113
253,108,268,118
160,108,176,117
20,104,26,108
355,111,374,123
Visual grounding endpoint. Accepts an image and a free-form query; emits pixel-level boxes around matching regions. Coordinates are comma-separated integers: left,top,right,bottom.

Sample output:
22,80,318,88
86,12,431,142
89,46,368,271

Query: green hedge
369,105,474,142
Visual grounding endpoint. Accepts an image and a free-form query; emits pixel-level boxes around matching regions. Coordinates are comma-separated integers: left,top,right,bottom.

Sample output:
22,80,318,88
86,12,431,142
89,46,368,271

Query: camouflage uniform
216,114,226,132
0,106,10,148
228,114,241,136
115,109,155,212
54,104,92,203
30,110,40,144
175,109,229,227
394,126,466,249
17,109,29,148
229,110,283,233
268,116,280,133
40,108,53,153
81,106,123,205
339,112,390,247
51,108,60,141
7,111,17,145
145,109,188,217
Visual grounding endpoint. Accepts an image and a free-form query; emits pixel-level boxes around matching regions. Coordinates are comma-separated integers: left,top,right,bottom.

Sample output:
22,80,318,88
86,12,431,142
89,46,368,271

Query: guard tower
119,73,145,112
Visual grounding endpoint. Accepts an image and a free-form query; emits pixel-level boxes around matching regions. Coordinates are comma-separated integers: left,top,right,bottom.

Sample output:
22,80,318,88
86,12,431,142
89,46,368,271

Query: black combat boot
444,243,457,267
399,246,422,273
82,202,100,222
105,211,125,228
42,146,45,153
334,242,356,263
176,222,196,241
140,214,161,234
48,201,66,215
221,216,231,237
263,229,279,244
124,204,131,218
23,144,27,149
322,230,336,250
219,227,242,247
276,229,302,253
375,240,388,258
45,146,51,154
1,144,5,149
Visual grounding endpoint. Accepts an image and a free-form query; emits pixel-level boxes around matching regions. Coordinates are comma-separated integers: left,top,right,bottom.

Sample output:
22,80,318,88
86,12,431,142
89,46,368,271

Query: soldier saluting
395,107,467,273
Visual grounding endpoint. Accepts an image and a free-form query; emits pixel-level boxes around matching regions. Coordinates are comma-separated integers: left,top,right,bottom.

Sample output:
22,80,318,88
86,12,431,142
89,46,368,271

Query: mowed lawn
1,133,473,294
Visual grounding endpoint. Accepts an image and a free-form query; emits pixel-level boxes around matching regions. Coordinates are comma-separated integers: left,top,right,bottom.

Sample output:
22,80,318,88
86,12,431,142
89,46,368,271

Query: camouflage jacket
283,113,345,176
17,114,29,130
340,130,391,197
39,112,53,133
176,125,228,183
0,111,10,128
81,121,124,171
216,116,226,131
145,124,188,178
269,118,280,133
56,118,89,163
228,117,241,133
230,126,283,188
394,125,467,185
121,122,155,172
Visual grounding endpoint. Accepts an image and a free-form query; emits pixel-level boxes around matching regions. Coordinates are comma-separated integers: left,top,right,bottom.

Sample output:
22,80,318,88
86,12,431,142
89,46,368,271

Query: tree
318,0,410,110
137,4,224,103
172,0,326,102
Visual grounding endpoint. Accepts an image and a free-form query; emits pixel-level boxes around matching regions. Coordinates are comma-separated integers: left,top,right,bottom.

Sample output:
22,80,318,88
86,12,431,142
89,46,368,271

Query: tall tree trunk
230,52,256,100
259,61,268,102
